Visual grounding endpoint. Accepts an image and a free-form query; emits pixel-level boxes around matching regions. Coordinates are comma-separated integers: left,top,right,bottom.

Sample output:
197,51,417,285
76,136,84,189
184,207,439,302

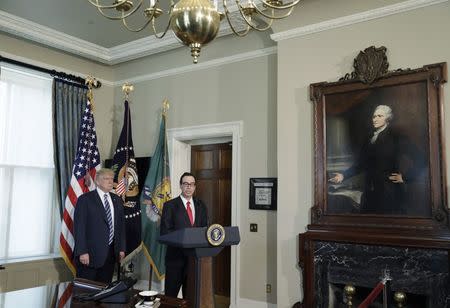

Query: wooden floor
215,295,230,308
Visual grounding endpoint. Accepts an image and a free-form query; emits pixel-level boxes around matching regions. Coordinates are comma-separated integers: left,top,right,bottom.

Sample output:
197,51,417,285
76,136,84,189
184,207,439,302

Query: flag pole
59,75,101,277
85,75,100,111
121,82,134,202
116,82,140,280
141,98,171,292
148,99,170,290
83,76,100,189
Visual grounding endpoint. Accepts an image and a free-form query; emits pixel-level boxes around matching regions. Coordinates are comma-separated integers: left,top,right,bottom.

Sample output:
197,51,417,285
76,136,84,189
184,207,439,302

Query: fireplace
297,227,450,308
313,241,448,307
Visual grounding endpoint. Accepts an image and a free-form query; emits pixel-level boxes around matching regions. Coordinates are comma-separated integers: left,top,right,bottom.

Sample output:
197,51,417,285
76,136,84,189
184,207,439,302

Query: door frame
167,121,242,308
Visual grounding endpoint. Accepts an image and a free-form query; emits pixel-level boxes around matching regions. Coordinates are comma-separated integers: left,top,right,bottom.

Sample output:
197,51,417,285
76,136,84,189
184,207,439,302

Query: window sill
0,253,61,265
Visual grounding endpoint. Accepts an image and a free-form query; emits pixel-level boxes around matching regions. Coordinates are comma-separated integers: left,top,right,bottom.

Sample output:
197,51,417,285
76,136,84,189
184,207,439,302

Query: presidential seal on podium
206,224,225,246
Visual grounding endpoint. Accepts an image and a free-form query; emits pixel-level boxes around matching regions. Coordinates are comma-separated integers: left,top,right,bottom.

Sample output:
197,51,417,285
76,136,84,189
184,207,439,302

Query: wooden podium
159,226,240,308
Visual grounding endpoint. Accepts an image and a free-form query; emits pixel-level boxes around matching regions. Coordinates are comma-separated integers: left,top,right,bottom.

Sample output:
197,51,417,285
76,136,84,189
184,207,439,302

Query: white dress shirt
370,124,387,144
96,187,115,234
180,195,195,224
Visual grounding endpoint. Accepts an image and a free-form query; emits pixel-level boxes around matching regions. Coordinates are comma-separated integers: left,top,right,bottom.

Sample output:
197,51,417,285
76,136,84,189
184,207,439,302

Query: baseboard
231,298,276,308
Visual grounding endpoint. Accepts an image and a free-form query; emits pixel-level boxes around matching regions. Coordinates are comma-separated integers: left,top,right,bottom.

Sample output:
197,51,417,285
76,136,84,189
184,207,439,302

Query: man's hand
329,173,344,184
119,251,125,262
389,173,404,183
79,253,90,266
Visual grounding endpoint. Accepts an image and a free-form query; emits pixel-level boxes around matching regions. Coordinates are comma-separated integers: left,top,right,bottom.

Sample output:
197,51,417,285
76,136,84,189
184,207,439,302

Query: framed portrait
310,46,448,232
249,178,277,210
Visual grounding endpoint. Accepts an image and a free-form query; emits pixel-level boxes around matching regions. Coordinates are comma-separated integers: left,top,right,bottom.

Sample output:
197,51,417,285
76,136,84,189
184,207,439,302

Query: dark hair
179,172,196,185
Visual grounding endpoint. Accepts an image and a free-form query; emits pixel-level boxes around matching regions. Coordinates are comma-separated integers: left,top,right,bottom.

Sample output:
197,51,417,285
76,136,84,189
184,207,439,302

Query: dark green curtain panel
53,79,88,216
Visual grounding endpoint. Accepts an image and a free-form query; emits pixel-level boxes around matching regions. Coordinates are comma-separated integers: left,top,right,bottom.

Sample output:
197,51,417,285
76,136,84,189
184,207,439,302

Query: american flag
55,282,73,308
59,99,101,275
115,176,127,196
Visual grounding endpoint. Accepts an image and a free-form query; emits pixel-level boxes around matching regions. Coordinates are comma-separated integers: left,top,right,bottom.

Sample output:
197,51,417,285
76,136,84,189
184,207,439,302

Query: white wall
276,1,450,307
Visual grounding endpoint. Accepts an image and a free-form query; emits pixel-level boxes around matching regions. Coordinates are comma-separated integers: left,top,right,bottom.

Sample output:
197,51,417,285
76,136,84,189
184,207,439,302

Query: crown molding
0,46,275,87
0,8,245,65
271,0,448,42
113,46,277,86
0,10,111,63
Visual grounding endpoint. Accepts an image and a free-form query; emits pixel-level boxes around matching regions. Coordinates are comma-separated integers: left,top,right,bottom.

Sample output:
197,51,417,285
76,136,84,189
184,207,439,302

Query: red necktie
186,201,194,226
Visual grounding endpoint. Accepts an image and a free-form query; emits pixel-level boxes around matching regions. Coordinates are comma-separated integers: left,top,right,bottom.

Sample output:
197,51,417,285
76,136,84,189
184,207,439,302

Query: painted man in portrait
329,105,426,215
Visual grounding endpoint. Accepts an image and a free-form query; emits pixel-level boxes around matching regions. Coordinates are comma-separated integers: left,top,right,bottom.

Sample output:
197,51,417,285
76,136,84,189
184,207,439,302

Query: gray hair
374,105,393,123
95,168,114,180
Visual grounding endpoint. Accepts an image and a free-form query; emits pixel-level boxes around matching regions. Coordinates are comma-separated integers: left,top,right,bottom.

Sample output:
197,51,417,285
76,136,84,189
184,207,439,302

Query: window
0,64,59,261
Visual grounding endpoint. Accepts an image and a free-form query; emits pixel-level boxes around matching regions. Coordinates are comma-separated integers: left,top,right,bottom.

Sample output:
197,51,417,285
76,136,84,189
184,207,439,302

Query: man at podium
160,172,208,297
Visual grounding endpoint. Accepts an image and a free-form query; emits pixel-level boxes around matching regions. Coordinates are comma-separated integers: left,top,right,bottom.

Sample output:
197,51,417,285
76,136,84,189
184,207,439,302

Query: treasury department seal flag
111,100,141,256
141,102,171,280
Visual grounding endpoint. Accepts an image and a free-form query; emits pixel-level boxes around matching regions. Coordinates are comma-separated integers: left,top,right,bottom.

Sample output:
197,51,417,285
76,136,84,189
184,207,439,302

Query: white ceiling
0,0,245,65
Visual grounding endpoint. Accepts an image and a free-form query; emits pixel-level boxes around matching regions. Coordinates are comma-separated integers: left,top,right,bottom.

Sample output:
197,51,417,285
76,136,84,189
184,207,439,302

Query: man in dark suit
160,172,208,298
73,168,126,283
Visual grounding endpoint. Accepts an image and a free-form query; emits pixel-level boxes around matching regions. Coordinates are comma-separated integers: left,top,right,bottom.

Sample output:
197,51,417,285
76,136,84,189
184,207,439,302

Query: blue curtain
53,79,87,216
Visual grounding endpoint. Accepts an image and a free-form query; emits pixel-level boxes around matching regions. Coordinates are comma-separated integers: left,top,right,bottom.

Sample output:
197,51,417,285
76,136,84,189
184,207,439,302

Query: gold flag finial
122,82,134,99
85,75,99,110
162,99,170,116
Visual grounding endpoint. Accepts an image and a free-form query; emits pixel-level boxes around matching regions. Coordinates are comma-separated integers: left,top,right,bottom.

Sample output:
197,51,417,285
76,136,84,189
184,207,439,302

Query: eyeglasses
182,182,196,187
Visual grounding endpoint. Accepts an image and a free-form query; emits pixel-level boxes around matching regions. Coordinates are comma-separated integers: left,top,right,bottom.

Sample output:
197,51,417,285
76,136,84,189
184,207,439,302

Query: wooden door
191,143,232,297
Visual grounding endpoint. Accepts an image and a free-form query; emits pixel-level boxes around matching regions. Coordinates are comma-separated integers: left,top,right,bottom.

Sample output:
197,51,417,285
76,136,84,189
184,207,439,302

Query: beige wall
276,2,450,307
112,54,278,303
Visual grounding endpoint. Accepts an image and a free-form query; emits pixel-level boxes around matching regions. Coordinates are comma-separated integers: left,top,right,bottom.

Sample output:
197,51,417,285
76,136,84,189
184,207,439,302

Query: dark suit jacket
343,127,423,214
73,190,126,268
160,196,208,266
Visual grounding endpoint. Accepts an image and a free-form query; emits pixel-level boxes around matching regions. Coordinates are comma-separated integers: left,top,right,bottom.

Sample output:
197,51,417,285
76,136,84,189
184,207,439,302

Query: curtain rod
0,55,102,88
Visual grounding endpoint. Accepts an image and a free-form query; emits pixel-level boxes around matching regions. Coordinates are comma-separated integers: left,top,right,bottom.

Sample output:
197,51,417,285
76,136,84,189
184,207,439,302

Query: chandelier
88,0,300,63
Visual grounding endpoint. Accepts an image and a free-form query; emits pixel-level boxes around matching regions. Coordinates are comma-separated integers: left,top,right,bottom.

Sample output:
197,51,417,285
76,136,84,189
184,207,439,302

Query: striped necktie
104,193,114,245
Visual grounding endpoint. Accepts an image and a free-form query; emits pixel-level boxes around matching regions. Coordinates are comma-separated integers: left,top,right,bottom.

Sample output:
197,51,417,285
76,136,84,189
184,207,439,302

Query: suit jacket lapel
93,191,108,225
177,196,192,227
193,198,201,227
111,194,121,228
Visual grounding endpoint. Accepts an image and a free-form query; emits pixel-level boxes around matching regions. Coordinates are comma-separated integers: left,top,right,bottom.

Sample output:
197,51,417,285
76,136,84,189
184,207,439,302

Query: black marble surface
313,242,450,307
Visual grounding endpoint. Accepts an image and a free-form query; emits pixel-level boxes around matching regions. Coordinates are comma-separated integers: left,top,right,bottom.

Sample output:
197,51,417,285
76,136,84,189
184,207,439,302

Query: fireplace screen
314,242,448,308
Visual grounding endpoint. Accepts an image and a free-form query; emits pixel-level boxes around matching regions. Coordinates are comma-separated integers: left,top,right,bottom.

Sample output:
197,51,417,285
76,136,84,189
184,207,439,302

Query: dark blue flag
111,100,141,256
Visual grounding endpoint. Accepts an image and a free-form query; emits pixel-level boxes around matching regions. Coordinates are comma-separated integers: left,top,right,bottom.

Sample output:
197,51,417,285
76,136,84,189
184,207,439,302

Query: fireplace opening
329,283,428,308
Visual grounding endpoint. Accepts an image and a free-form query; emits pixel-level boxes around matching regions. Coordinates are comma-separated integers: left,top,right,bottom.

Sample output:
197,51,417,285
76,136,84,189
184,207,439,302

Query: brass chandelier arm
151,2,175,38
234,1,274,32
223,0,251,37
151,18,171,38
260,0,301,11
88,0,135,9
95,1,144,20
251,4,295,20
122,17,153,32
